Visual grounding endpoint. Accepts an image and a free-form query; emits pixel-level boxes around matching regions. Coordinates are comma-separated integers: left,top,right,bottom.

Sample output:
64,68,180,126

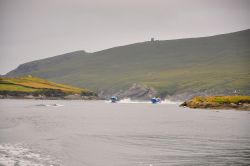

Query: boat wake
161,99,182,105
119,98,150,104
106,98,181,104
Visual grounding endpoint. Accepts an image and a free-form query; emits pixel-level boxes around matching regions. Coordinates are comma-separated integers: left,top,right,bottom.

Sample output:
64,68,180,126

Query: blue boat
110,96,119,103
151,97,161,104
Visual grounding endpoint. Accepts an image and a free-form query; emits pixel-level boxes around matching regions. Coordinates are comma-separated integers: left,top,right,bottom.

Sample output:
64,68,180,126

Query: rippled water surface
0,99,250,166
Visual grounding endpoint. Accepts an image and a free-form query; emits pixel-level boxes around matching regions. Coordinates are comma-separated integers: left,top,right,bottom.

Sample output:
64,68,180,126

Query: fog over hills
6,29,250,100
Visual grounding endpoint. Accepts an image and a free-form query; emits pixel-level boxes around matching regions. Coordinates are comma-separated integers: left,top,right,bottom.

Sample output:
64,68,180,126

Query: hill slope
0,75,95,98
6,29,250,99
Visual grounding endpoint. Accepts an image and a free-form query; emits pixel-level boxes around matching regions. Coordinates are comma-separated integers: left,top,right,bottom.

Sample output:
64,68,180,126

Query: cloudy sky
0,0,250,74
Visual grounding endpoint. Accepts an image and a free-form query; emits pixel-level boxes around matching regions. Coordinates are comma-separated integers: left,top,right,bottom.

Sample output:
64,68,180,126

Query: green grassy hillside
0,75,91,94
6,29,250,97
181,96,250,110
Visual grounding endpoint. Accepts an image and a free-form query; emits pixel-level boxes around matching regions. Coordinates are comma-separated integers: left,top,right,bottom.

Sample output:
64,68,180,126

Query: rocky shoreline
0,94,98,100
0,91,98,100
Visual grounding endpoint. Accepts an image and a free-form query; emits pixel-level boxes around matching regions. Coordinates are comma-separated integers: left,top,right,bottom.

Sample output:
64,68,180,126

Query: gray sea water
0,99,250,166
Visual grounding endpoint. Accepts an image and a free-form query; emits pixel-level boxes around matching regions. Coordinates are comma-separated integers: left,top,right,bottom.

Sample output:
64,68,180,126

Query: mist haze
1,0,250,74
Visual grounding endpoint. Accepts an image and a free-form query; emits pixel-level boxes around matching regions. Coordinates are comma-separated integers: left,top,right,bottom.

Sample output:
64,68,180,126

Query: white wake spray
106,98,181,104
161,99,182,105
119,98,151,104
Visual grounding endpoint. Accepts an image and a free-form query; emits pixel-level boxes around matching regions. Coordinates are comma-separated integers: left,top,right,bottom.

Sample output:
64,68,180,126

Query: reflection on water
0,100,250,166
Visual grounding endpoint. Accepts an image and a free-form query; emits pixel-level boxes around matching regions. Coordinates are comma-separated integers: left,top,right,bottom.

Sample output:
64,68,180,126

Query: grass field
189,96,250,104
182,96,250,110
0,75,90,94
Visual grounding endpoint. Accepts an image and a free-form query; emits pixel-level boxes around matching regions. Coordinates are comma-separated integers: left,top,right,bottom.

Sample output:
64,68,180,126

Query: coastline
0,94,99,100
180,96,250,111
0,76,99,100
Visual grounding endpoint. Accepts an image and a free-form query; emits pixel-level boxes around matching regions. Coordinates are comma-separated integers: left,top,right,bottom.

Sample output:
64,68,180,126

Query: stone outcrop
98,83,157,100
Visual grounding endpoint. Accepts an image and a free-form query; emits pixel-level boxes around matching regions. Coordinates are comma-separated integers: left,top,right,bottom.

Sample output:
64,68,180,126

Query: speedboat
110,96,119,103
151,97,161,104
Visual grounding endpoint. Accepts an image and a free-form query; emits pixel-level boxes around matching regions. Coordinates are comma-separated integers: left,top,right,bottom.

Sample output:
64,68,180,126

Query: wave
0,143,60,166
35,104,64,107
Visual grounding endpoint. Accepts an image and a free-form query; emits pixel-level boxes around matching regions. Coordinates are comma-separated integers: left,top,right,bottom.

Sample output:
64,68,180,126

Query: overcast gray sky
0,0,250,74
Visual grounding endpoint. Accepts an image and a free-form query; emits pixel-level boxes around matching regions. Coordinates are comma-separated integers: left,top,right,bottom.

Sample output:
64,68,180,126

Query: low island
180,96,250,111
0,75,98,100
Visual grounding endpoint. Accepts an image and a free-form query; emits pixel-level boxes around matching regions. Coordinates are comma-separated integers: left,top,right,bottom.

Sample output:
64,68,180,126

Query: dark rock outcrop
99,83,157,100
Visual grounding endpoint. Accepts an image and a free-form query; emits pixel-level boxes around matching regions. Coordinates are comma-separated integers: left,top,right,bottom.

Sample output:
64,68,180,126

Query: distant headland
5,29,250,100
0,75,98,100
